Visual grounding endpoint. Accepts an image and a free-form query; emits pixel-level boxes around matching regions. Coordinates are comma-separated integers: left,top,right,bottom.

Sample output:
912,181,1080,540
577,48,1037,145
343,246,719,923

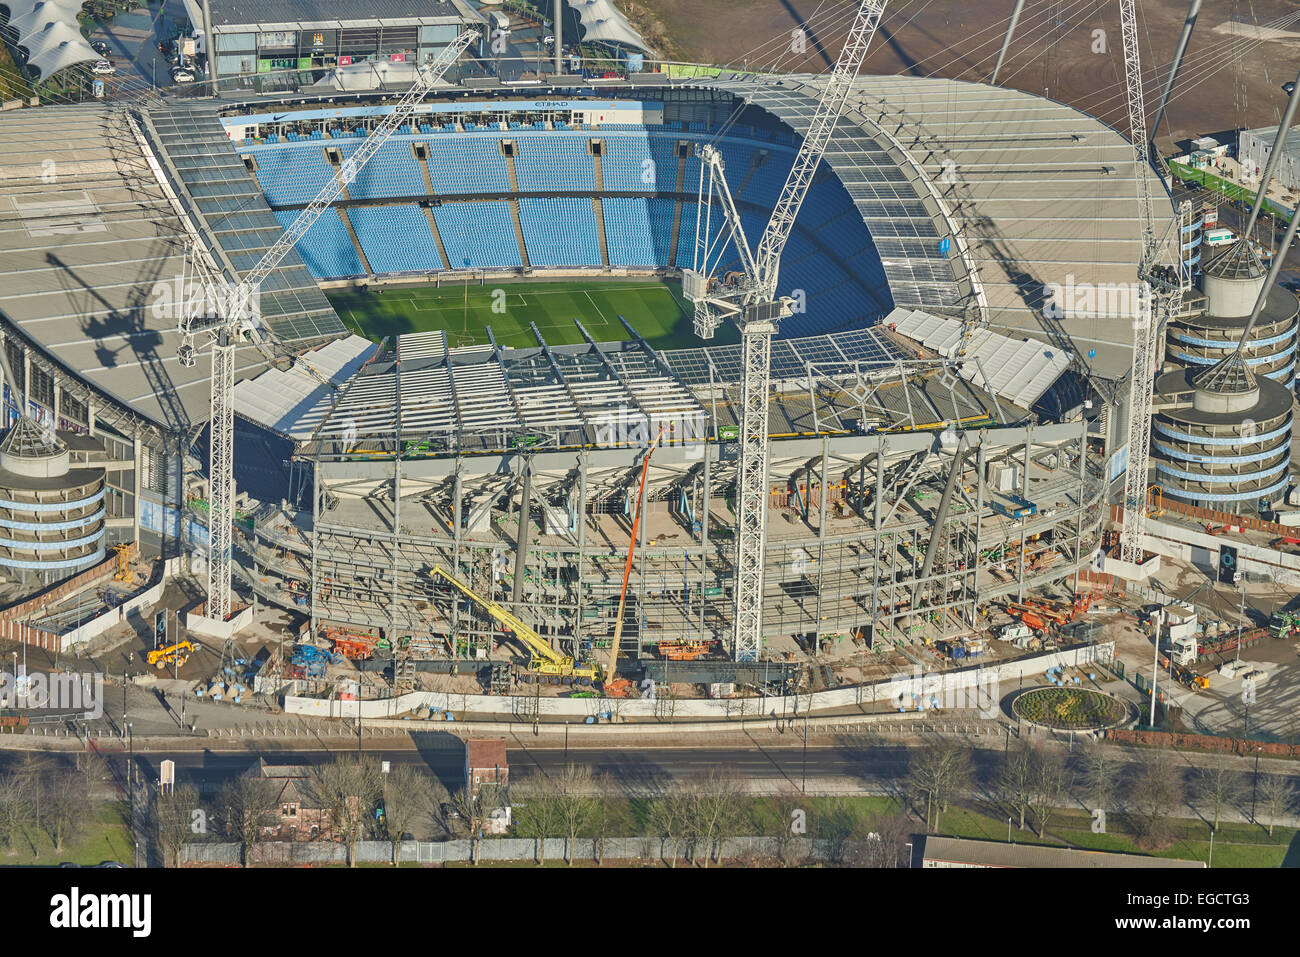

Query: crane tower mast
178,31,477,622
684,1,887,661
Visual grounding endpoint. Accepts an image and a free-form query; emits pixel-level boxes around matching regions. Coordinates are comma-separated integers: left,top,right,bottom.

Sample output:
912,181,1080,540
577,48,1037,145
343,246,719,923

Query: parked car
91,40,111,56
172,67,194,83
91,59,116,75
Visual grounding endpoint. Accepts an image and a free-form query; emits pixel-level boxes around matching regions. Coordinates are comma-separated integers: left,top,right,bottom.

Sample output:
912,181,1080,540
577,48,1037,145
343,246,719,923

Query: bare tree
306,755,381,867
652,683,678,721
645,793,688,867
381,764,429,865
1028,748,1070,837
553,764,596,865
512,776,559,865
767,793,808,867
0,774,31,853
590,773,614,865
907,742,973,833
681,767,745,867
449,782,506,864
216,775,280,866
13,754,52,834
1077,740,1120,811
1192,765,1246,833
848,810,911,868
997,743,1036,832
44,769,90,854
153,784,200,868
1126,753,1184,848
1255,774,1295,836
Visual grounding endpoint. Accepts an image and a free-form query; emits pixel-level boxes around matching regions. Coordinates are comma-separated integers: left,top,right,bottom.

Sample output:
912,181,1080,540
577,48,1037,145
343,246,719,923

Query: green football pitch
327,279,739,350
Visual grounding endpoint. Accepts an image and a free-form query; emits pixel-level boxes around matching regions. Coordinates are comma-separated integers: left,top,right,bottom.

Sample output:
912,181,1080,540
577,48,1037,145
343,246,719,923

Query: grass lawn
1171,162,1295,221
0,801,131,867
541,795,1293,868
327,278,737,351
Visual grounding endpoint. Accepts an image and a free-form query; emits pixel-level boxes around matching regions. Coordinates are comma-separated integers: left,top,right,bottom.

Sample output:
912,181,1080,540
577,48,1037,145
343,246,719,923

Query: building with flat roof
179,0,482,83
1239,125,1300,194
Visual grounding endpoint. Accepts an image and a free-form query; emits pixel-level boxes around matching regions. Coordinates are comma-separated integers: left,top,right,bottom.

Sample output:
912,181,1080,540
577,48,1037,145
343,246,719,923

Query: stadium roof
5,0,100,79
0,104,345,432
183,0,477,32
565,0,650,53
703,74,1169,382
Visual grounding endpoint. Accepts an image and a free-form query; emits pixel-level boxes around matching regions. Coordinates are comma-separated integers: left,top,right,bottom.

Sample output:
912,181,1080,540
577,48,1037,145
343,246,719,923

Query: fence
283,642,1114,722
182,835,833,866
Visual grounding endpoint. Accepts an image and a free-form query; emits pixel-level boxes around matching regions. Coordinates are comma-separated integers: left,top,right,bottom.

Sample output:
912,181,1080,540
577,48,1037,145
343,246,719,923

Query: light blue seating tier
348,205,444,274
601,134,658,190
519,197,601,267
273,209,364,279
421,136,510,193
514,136,596,190
647,198,676,265
337,141,426,199
430,201,523,268
602,197,657,268
247,145,338,205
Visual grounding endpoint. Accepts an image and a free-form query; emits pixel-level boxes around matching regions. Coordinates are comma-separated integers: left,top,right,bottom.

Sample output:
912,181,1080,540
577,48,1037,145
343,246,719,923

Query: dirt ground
641,0,1300,145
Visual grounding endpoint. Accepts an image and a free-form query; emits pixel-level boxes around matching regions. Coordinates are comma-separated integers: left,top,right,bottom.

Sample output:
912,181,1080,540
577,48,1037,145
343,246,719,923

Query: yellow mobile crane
427,565,602,682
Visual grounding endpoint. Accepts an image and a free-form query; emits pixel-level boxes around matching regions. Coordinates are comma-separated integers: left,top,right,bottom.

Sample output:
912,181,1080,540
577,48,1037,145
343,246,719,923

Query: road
1171,182,1300,288
17,736,1295,804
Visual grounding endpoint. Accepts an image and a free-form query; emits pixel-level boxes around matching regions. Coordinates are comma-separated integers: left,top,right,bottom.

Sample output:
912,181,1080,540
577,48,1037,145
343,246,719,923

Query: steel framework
685,0,888,661
175,31,477,620
1118,0,1180,564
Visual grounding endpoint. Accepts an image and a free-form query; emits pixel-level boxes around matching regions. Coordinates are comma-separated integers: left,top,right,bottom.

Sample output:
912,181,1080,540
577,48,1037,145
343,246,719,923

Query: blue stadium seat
603,197,656,268
514,135,596,190
349,205,444,274
432,201,522,268
519,197,601,267
273,209,364,279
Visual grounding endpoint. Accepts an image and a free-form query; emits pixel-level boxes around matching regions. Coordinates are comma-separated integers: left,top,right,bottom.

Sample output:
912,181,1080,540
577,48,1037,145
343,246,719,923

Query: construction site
0,0,1296,734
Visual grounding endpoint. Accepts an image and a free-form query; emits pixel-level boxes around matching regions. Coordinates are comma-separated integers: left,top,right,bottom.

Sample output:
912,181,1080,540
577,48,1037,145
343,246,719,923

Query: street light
1251,745,1262,822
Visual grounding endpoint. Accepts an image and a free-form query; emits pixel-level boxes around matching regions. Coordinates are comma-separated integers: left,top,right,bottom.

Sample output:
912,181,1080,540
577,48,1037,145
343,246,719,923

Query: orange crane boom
608,426,664,683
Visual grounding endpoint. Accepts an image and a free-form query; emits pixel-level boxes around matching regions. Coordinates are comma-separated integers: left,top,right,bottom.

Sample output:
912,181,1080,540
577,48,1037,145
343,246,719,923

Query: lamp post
1149,607,1163,728
1007,816,1013,843
1251,746,1262,823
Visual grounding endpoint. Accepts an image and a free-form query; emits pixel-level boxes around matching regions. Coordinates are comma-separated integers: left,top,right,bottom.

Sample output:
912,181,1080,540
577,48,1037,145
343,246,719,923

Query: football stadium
2,0,1290,695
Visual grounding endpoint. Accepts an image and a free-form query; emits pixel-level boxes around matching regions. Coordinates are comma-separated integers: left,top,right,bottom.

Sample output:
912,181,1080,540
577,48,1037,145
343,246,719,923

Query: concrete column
554,0,563,75
201,0,218,89
132,431,142,546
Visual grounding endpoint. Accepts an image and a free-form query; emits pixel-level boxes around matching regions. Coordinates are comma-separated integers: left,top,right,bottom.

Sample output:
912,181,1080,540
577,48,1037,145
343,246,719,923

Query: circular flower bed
1011,687,1132,731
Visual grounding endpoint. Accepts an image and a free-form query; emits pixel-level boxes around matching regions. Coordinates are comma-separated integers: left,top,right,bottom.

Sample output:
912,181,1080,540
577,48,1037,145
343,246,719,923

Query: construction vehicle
147,640,197,669
1269,611,1300,639
1177,626,1269,663
114,543,136,582
427,564,602,682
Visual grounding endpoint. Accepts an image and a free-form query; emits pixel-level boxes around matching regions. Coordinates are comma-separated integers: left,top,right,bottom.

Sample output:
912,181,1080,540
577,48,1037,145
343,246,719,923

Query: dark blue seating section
250,126,891,334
